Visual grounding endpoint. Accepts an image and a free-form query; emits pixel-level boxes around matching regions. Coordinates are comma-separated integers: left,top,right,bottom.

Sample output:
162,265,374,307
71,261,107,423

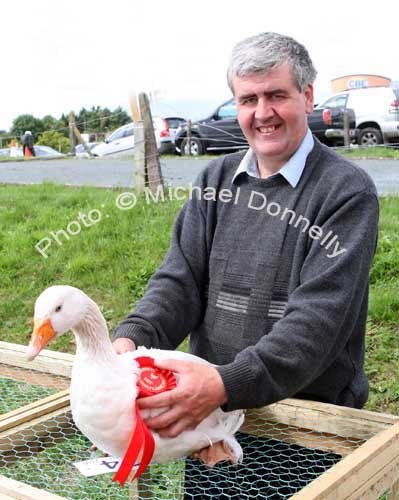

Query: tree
37,130,70,154
108,106,131,130
7,107,131,144
59,113,69,131
0,131,9,148
10,114,44,140
41,115,68,137
75,106,130,134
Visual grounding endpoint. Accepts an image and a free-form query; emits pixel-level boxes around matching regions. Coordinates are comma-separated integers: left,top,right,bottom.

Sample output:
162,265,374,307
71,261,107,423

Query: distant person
21,131,35,157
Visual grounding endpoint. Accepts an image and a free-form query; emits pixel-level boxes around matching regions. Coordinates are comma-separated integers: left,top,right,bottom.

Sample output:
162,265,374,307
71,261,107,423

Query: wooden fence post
72,125,93,156
186,119,192,156
67,113,92,156
343,109,350,149
138,92,164,195
130,94,145,193
68,112,77,155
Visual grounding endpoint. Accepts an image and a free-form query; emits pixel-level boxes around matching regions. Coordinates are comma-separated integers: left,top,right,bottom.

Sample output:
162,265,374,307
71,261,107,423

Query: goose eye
55,305,62,313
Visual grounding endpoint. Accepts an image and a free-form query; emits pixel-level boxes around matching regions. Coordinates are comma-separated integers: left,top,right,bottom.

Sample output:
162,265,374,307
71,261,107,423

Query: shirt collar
232,128,314,188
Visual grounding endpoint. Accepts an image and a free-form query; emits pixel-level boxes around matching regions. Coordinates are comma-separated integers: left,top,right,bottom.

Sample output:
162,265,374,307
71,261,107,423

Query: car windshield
166,118,185,129
217,100,237,119
108,125,132,142
317,94,348,109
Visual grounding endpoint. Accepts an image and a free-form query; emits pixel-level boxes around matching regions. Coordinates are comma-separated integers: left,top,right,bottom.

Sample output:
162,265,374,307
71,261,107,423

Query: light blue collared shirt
232,128,314,188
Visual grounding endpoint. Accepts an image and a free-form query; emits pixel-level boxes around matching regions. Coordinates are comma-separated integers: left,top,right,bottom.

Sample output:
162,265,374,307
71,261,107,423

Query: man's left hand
138,359,227,438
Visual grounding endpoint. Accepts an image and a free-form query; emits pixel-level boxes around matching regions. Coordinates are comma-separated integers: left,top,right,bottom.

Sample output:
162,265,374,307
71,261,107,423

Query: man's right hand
112,338,136,354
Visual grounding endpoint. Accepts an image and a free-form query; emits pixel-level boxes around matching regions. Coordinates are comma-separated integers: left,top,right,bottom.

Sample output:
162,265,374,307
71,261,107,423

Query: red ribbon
112,356,176,486
112,400,154,486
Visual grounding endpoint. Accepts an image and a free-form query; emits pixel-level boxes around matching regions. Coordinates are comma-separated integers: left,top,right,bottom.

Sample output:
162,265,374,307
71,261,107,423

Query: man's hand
113,338,136,354
138,359,228,438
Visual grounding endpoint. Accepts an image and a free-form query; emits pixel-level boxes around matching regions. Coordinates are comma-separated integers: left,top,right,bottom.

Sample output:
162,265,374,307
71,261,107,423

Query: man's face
233,63,314,173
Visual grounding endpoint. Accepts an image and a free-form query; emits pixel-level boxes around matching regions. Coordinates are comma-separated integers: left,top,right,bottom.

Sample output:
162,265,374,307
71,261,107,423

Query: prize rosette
113,355,177,486
135,356,177,397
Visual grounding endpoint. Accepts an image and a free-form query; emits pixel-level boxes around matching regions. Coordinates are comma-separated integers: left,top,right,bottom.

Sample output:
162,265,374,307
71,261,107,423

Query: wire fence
0,110,131,143
0,356,398,500
2,104,399,160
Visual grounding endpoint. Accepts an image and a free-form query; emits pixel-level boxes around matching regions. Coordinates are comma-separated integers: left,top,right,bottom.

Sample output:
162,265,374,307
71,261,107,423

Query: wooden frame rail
0,342,398,499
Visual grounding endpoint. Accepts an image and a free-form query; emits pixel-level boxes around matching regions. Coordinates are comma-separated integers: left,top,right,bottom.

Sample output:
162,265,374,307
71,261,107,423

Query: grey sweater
113,139,379,411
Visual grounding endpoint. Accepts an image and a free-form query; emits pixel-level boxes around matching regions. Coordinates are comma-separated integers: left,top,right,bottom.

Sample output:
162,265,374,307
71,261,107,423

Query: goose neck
72,303,116,363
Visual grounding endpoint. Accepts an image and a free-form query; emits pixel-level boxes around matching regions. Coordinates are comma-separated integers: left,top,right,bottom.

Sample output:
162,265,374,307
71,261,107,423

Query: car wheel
358,128,383,146
180,137,204,156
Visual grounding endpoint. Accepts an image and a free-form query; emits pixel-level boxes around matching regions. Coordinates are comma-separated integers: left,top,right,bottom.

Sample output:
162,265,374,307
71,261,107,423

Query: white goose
27,285,244,478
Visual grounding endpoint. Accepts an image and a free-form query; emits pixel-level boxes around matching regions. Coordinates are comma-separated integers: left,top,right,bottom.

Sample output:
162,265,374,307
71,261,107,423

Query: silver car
317,87,399,145
91,116,184,157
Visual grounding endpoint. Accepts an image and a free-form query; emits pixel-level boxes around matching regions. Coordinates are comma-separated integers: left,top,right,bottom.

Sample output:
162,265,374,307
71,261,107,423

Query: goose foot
190,441,237,467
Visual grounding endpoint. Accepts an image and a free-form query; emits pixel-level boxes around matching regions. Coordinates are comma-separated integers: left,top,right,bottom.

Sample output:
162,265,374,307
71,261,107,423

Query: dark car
174,99,247,156
308,106,357,146
174,98,357,155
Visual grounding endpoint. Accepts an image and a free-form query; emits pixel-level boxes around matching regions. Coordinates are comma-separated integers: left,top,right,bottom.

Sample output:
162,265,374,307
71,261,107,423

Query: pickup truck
308,106,357,146
174,98,357,156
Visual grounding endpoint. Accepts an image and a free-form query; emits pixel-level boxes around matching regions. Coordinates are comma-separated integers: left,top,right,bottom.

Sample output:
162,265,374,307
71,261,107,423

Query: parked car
75,142,100,158
33,145,64,157
91,116,185,157
90,123,134,157
316,87,399,145
174,99,247,155
163,116,186,141
0,146,64,158
307,106,357,146
174,98,356,155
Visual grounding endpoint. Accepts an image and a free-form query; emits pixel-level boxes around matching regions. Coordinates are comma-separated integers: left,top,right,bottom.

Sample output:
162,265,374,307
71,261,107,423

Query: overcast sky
1,0,397,131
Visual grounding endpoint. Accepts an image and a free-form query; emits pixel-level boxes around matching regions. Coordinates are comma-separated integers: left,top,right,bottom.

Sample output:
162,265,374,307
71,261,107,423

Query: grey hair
227,32,317,93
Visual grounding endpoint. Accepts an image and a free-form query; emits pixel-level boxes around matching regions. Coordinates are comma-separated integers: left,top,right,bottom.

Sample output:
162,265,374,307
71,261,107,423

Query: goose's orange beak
27,317,56,361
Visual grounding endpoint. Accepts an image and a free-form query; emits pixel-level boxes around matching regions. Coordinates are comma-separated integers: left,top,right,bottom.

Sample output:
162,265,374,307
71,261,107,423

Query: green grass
368,196,399,324
0,184,398,498
0,433,184,500
0,183,183,352
1,434,132,500
365,323,399,414
0,185,398,415
338,145,399,159
0,377,55,413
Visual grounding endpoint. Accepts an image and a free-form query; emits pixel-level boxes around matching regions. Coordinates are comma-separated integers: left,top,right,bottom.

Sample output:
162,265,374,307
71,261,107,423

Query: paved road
355,160,399,195
1,157,399,195
0,158,206,189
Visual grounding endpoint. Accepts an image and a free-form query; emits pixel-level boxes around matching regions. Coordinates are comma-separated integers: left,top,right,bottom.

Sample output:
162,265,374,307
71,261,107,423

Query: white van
317,87,399,145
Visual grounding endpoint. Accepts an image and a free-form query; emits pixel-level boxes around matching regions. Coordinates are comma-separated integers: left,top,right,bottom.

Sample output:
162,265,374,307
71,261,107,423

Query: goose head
27,285,96,361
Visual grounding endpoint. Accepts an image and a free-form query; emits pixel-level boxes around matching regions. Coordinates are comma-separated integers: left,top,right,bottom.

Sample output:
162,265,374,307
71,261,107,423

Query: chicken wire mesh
1,396,398,500
0,362,69,415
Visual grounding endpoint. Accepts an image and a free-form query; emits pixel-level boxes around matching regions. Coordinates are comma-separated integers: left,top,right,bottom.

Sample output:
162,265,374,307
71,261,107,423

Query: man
21,131,35,157
113,32,378,441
